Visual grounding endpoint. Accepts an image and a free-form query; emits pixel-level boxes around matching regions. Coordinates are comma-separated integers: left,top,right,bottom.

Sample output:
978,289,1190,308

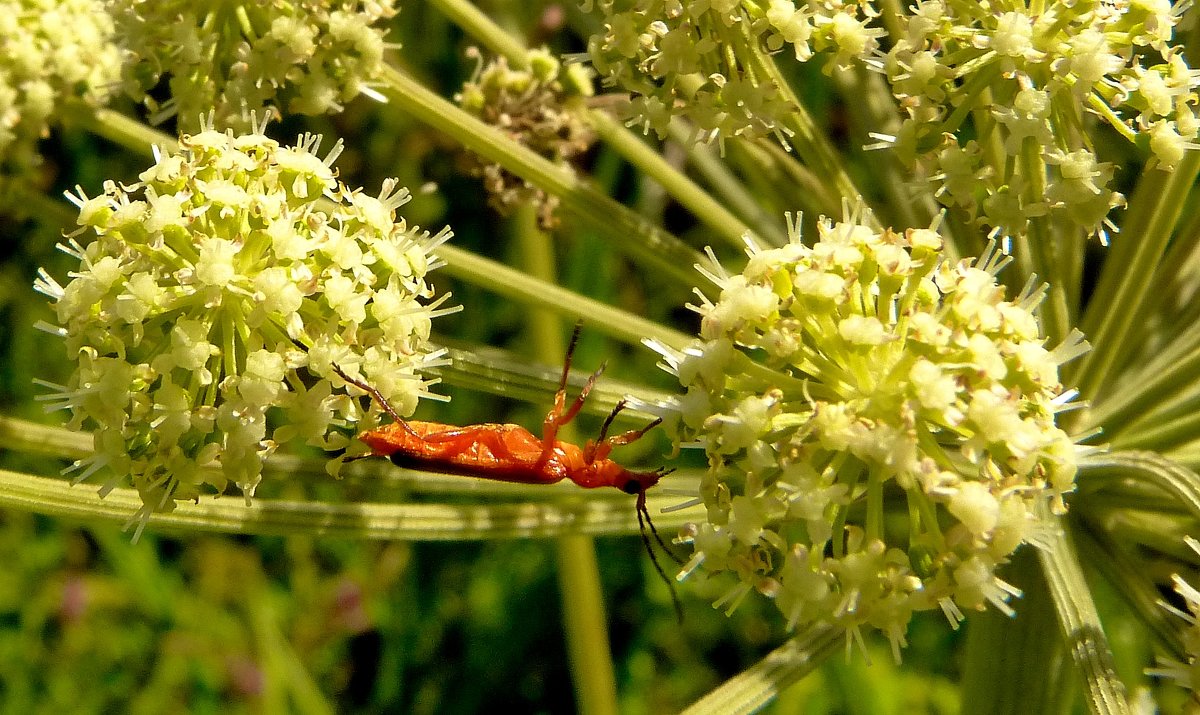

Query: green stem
378,64,702,286
679,625,842,714
1079,451,1200,522
1068,151,1200,407
1020,138,1069,346
587,110,760,250
556,536,619,715
1037,512,1130,715
425,0,530,68
515,207,619,715
0,469,697,540
960,548,1074,715
1111,407,1200,452
65,104,176,155
1071,515,1186,662
438,243,692,350
1080,339,1200,437
671,121,790,246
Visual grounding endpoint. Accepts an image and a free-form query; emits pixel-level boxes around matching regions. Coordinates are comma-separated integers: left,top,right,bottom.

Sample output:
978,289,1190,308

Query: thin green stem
588,110,761,250
1111,408,1200,453
438,243,692,350
1080,451,1200,521
670,121,790,246
1080,339,1200,437
378,64,702,286
516,207,619,715
555,536,619,715
1069,152,1200,407
64,104,177,155
425,0,530,68
1020,138,1069,346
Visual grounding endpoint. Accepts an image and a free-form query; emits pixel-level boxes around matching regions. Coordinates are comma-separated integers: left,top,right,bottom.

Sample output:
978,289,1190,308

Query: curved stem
1037,510,1130,715
680,624,842,714
588,109,761,250
0,468,698,540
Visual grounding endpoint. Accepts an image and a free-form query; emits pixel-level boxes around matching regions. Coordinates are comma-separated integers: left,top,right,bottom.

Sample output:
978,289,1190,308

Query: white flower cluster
457,48,596,228
0,0,120,174
881,0,1195,240
111,0,398,131
586,0,883,146
647,207,1089,658
35,121,455,532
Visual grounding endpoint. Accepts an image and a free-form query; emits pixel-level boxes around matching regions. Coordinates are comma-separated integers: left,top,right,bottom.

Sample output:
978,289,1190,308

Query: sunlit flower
34,118,457,537
0,0,119,175
645,205,1090,660
111,0,398,131
877,0,1195,241
585,0,882,148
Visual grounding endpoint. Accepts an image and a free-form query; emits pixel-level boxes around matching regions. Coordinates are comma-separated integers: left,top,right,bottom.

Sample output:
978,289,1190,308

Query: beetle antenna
330,363,405,424
560,320,584,393
639,475,684,565
637,490,684,624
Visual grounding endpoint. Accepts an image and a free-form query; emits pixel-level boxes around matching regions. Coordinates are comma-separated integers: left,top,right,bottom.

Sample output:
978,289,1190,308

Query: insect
332,323,681,617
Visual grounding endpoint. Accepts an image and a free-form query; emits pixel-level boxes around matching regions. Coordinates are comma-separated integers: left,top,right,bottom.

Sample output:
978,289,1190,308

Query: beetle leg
585,399,663,464
538,321,604,464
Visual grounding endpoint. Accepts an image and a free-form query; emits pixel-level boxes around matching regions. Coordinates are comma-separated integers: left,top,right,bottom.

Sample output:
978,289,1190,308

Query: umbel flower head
0,0,120,175
457,47,596,228
34,118,456,536
111,0,397,131
585,0,884,147
646,206,1090,659
878,0,1196,241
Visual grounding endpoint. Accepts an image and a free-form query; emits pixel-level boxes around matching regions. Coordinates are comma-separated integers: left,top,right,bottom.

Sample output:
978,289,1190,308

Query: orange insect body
338,323,669,501
360,420,664,493
336,323,681,619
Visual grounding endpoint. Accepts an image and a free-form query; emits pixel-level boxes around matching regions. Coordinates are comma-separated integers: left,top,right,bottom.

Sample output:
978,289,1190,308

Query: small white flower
651,206,1088,655
38,121,457,525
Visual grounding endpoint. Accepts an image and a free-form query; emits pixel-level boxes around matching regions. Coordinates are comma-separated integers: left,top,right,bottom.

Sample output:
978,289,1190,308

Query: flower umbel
456,48,596,228
878,0,1197,240
111,0,398,131
648,206,1090,659
585,0,883,147
0,0,120,176
35,119,456,535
